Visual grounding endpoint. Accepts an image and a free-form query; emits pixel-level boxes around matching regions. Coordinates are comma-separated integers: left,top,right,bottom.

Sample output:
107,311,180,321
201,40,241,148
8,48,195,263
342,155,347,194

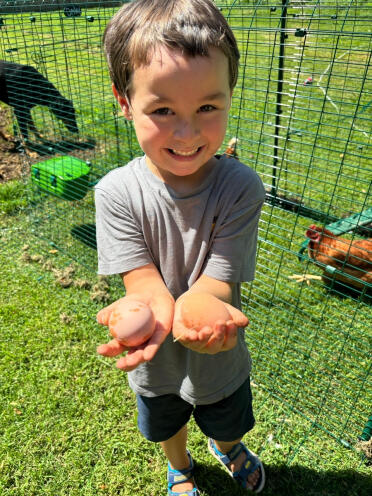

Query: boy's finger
224,303,249,327
142,344,159,362
222,322,238,350
176,328,199,343
197,324,224,354
212,321,226,340
96,302,116,325
142,331,162,361
116,349,144,371
142,324,170,361
96,308,109,325
206,334,225,353
198,326,213,341
96,339,127,356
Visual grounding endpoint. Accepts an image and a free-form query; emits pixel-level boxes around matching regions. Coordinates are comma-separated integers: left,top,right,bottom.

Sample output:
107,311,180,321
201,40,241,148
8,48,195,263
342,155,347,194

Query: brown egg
181,293,232,331
109,299,156,347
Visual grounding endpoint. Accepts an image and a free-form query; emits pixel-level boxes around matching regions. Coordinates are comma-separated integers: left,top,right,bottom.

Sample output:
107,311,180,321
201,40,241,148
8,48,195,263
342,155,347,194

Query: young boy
95,1,266,494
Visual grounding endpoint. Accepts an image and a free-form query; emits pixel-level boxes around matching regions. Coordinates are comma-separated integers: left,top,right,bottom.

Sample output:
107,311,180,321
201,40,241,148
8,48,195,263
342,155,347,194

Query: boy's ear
112,84,132,120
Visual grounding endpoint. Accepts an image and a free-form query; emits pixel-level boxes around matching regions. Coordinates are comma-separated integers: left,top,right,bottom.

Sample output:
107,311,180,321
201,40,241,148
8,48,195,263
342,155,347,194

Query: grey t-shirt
95,155,265,405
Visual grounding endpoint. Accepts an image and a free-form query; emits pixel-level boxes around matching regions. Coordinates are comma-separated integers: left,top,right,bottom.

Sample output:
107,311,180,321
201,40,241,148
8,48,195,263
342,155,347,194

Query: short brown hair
103,0,240,97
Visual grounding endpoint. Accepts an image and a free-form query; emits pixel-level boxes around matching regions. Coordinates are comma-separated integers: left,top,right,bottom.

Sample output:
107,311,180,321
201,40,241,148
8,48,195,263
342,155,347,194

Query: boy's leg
161,424,197,494
212,438,260,491
136,393,197,494
161,424,189,469
194,377,263,490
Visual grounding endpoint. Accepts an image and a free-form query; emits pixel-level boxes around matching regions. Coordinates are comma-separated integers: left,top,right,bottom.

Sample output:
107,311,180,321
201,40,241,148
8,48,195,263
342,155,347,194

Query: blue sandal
167,451,200,496
208,438,265,493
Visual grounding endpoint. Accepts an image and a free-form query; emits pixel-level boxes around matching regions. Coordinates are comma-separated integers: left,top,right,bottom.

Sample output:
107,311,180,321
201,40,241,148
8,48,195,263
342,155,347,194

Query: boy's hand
172,298,248,354
96,292,174,371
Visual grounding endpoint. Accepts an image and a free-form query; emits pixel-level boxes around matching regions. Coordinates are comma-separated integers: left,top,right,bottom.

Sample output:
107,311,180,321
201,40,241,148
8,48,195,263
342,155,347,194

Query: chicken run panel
1,0,371,474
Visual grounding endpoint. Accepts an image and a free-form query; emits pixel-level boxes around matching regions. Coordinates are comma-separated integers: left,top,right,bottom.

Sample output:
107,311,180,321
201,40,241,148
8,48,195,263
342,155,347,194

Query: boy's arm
186,273,234,302
97,263,174,371
173,274,248,355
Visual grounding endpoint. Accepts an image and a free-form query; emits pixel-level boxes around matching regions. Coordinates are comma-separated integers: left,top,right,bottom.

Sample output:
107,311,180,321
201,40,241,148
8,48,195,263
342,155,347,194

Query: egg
109,299,156,347
180,293,232,331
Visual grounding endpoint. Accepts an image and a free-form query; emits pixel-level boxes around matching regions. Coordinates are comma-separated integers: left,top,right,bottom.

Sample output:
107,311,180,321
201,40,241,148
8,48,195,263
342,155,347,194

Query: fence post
272,0,288,198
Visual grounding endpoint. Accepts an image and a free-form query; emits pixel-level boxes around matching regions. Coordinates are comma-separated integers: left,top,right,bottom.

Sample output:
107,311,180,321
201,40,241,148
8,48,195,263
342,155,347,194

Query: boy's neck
145,156,218,195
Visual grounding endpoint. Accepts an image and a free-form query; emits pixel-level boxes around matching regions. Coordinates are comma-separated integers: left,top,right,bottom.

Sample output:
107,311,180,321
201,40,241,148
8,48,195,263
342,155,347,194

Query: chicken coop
1,0,371,481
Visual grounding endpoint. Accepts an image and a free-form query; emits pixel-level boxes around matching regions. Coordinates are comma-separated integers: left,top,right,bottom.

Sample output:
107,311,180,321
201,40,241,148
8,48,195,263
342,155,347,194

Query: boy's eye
199,104,216,112
153,107,173,115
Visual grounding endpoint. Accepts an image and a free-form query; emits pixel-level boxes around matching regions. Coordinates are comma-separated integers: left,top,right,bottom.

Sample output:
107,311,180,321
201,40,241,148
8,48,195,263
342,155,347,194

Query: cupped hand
96,292,174,371
172,298,249,354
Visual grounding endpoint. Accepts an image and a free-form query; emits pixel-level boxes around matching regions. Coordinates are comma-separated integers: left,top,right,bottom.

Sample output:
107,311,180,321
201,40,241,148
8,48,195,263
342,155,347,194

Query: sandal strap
232,445,261,489
226,443,245,463
168,452,199,494
208,438,265,493
209,439,243,465
168,468,193,486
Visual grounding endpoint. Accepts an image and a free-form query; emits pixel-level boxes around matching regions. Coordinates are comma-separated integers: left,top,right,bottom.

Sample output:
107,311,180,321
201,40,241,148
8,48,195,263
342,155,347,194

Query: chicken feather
306,224,372,289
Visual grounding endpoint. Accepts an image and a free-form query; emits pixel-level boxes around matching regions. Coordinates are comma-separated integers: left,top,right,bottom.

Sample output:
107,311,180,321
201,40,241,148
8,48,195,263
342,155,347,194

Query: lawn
0,209,371,495
0,1,371,494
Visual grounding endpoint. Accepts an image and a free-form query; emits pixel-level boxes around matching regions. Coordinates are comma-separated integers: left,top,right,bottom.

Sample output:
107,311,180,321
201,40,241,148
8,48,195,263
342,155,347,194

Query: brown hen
224,137,238,158
306,224,372,289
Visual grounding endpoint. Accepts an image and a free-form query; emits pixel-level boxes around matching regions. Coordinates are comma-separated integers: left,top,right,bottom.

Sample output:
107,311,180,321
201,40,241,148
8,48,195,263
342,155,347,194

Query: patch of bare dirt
0,106,26,183
0,105,98,184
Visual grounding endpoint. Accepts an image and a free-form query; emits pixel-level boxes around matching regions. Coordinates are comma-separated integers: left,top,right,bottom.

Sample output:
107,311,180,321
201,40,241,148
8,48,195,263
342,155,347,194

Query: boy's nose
173,117,200,141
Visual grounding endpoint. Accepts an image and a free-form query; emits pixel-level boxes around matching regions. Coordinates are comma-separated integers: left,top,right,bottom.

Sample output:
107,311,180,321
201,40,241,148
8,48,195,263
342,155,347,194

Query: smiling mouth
168,147,201,156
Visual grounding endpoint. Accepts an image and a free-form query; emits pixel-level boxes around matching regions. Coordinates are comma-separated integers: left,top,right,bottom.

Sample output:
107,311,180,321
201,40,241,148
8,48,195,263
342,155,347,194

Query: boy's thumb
225,303,249,328
96,308,110,325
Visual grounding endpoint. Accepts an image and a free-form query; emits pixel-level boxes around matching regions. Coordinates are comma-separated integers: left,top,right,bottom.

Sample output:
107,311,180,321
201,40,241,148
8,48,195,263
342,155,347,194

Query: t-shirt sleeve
95,186,153,275
203,174,265,283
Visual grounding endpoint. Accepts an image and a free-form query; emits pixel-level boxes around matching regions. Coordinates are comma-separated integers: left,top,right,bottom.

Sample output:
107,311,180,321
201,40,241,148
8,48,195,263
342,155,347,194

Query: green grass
0,201,371,496
0,180,28,215
0,2,371,494
1,0,370,447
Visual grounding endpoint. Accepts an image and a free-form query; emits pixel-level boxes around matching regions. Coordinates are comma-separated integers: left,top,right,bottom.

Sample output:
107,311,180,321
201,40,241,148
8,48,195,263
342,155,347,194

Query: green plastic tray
31,155,90,201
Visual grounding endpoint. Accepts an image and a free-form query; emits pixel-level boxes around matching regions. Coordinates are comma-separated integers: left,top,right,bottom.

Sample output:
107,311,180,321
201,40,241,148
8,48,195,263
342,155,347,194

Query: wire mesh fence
1,0,370,463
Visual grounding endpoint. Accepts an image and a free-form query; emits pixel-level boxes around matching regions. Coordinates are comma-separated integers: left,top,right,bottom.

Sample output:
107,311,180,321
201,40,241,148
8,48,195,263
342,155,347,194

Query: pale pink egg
179,293,231,333
109,299,156,347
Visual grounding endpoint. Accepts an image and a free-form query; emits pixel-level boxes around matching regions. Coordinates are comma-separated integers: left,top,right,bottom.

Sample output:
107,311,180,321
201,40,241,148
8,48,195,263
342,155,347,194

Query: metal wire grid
223,0,371,448
0,1,370,452
224,0,371,218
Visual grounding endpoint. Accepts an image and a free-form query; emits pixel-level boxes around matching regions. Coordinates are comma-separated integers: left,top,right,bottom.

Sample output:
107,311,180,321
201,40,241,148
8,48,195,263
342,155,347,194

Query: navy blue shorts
136,377,255,442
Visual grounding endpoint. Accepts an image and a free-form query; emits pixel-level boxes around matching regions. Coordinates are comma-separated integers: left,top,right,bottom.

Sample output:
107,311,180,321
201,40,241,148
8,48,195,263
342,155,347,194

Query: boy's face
113,45,232,190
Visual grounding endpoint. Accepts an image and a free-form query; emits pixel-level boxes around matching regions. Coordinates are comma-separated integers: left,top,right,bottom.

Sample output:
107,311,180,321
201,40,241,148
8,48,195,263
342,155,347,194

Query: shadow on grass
25,137,96,155
196,462,372,496
323,278,372,305
71,223,97,250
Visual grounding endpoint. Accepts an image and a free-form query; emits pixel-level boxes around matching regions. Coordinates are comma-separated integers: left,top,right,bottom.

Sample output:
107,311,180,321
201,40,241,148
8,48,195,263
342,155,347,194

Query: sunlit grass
0,218,370,495
0,2,371,494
